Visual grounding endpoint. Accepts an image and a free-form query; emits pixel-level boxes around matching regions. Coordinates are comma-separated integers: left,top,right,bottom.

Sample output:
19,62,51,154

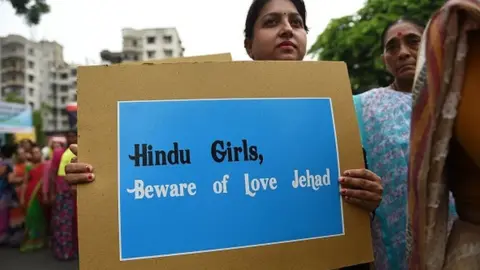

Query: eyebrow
260,11,301,20
385,33,421,47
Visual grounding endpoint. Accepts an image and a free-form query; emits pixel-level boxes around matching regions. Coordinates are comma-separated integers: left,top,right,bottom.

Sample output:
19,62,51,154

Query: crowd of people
0,0,478,269
0,130,79,261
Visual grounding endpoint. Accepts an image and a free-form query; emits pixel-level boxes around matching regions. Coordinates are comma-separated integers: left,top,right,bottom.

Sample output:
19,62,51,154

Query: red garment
24,163,45,205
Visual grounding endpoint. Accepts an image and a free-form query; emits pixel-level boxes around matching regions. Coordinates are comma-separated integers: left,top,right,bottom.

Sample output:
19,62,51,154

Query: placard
119,53,232,65
77,61,373,270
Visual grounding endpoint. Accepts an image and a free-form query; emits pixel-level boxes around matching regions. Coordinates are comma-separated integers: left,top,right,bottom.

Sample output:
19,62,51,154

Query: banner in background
0,101,33,133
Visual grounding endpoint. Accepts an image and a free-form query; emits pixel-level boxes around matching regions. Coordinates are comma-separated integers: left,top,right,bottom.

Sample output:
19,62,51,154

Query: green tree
308,0,445,93
4,0,50,25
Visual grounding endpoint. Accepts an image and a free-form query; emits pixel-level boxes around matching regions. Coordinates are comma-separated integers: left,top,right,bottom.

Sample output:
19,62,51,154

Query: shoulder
355,87,394,101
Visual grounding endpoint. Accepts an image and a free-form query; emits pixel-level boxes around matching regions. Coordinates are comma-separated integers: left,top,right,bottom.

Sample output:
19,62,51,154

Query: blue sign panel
117,98,344,261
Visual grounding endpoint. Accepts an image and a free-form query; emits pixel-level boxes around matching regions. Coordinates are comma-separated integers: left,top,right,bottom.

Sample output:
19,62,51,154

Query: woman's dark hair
1,144,17,159
244,0,309,40
381,18,425,51
20,138,34,147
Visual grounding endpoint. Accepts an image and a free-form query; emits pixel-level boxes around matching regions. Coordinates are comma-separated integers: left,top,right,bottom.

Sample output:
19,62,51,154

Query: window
61,96,67,103
132,40,137,47
133,55,139,61
60,85,69,92
164,49,173,57
29,88,34,96
28,75,34,83
147,36,156,44
60,73,68,80
29,102,34,109
51,72,56,79
62,120,69,126
28,61,34,69
73,94,77,101
147,51,156,58
163,35,172,44
28,48,34,55
71,69,77,76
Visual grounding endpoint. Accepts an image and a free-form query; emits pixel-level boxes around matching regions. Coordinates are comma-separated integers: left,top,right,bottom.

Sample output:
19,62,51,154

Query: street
0,247,78,270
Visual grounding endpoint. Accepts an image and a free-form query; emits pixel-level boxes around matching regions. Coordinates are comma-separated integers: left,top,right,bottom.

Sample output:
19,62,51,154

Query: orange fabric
455,31,480,168
14,163,26,177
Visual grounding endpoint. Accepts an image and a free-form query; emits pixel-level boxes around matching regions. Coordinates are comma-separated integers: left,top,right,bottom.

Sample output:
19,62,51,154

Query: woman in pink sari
51,131,78,260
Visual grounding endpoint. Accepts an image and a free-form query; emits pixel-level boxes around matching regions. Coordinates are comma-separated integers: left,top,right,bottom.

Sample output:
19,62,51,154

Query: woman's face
17,148,26,162
245,0,307,61
383,22,422,81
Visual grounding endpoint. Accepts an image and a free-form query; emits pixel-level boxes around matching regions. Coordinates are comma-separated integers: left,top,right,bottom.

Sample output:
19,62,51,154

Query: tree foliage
308,0,446,93
4,0,50,25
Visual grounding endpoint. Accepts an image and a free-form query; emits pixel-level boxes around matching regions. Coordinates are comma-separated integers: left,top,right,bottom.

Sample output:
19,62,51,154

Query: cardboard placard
118,53,232,65
77,61,373,270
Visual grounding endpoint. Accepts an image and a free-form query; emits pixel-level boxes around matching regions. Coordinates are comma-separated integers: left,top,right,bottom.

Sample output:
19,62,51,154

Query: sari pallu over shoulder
407,0,480,269
20,163,47,252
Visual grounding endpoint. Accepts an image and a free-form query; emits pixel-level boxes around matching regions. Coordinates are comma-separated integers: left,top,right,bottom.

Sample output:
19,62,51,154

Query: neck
392,78,413,92
32,160,41,166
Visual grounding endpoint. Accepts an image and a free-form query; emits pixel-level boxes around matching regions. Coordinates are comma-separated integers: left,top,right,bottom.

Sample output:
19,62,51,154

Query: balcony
2,77,25,86
123,44,142,52
1,65,25,73
1,49,25,59
2,35,28,46
1,87,25,99
122,38,142,52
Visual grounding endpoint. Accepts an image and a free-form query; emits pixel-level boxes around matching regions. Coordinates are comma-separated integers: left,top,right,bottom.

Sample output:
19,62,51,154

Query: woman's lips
277,41,296,49
398,64,415,72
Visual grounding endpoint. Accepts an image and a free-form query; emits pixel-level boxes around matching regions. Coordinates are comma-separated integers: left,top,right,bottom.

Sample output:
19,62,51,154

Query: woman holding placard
65,0,383,223
65,0,381,267
64,0,386,268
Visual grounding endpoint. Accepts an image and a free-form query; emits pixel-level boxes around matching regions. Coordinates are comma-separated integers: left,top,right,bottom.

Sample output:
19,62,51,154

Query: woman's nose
279,22,293,38
398,44,412,60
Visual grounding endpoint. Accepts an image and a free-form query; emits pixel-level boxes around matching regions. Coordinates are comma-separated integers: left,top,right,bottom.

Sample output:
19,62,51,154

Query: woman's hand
339,169,383,212
64,144,95,185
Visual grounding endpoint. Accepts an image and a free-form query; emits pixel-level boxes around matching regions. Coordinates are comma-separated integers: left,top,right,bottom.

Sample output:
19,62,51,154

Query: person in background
20,144,48,252
19,139,34,154
407,0,480,268
51,129,78,260
9,147,30,185
0,144,16,166
63,1,382,269
353,18,457,269
0,161,13,245
41,139,53,161
42,137,65,161
7,146,30,247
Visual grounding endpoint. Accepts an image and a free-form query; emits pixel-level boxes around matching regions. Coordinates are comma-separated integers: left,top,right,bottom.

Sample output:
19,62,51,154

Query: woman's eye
290,19,303,27
385,44,397,52
409,37,421,46
264,19,277,27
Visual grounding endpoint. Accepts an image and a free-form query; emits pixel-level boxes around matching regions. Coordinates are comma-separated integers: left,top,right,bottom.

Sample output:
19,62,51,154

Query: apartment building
44,64,77,132
0,34,77,133
101,28,185,64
